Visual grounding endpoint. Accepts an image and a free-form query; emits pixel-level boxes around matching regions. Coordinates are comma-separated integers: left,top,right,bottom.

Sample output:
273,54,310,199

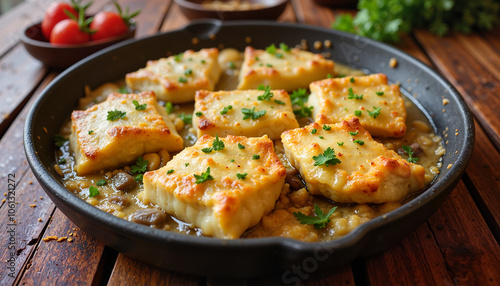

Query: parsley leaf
354,110,362,116
266,43,277,54
179,113,192,125
132,100,147,110
212,135,225,151
228,61,236,69
195,111,203,117
280,42,291,52
376,91,384,96
179,77,187,83
402,145,420,163
134,174,143,182
313,147,341,167
290,88,309,106
349,131,358,136
184,69,193,76
353,139,364,145
367,106,381,119
337,142,344,146
220,105,233,115
311,128,317,134
54,134,69,147
350,77,355,83
96,179,107,186
238,143,245,149
237,173,248,180
58,158,66,164
274,99,285,105
257,86,273,101
257,84,266,90
174,53,183,62
252,154,260,160
167,169,174,174
242,107,266,120
107,109,126,121
327,73,334,78
201,147,213,154
347,87,363,99
165,102,174,114
89,186,100,197
194,167,214,184
131,156,148,174
293,204,337,229
88,130,94,135
118,86,129,93
323,125,331,131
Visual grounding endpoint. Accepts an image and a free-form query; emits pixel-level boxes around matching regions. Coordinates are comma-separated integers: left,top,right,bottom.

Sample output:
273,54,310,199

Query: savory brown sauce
54,48,444,241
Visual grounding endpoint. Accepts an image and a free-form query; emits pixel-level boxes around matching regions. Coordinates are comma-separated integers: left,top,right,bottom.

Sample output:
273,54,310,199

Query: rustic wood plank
481,26,500,56
427,181,500,285
291,0,336,26
17,209,105,286
365,222,453,285
414,29,500,150
107,254,202,286
455,33,500,82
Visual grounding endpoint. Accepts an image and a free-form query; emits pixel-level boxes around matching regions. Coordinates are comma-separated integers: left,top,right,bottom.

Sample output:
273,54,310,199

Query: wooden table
1,0,499,285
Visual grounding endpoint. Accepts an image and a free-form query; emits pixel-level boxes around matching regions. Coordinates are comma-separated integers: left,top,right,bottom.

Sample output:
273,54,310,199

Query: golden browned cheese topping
308,74,407,137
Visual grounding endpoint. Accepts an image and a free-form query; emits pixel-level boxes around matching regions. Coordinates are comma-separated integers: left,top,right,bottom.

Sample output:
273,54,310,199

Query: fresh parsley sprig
367,106,381,119
402,145,420,163
194,167,214,184
257,86,273,101
347,87,363,100
132,100,147,110
313,147,341,167
107,109,126,121
242,107,266,120
202,135,225,153
293,204,338,229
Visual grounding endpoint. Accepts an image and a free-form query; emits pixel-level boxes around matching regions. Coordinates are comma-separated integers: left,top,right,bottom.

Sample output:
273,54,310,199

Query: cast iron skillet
24,20,474,277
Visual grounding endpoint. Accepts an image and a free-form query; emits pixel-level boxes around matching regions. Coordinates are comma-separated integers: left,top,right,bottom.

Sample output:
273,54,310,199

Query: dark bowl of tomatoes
21,21,136,69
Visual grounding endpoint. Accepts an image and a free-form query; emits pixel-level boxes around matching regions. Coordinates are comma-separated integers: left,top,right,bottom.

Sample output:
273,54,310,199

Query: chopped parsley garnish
178,77,187,83
179,113,192,124
242,107,266,120
238,143,245,149
228,61,236,69
275,53,283,58
266,43,277,54
337,142,344,146
118,86,129,93
88,130,94,135
254,56,260,61
252,154,260,160
54,134,69,147
266,63,273,67
230,159,235,162
58,158,66,164
323,125,331,131
131,156,148,174
220,105,233,115
313,147,341,167
96,179,107,186
327,73,333,79
257,86,273,101
194,167,214,184
280,42,291,52
195,111,203,117
354,110,362,116
353,139,365,145
167,169,174,174
350,77,355,83
174,53,183,62
376,91,384,96
236,173,248,180
201,135,225,153
290,88,313,118
185,163,190,167
107,109,126,121
319,136,325,139
311,128,317,134
349,131,359,136
294,106,313,118
274,99,285,105
347,87,363,100
201,59,206,64
402,145,420,163
294,204,337,229
165,102,174,114
257,84,266,90
135,174,143,182
367,106,381,119
89,186,99,197
184,69,193,76
132,100,147,110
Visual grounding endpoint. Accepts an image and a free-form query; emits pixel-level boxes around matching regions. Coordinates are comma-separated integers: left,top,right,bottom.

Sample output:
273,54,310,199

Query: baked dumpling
308,74,407,137
70,91,183,175
281,118,425,204
143,135,286,239
125,48,221,103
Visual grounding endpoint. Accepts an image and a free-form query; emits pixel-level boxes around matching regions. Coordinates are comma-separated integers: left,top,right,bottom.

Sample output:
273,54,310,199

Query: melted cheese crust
125,48,221,103
70,91,183,175
143,135,286,239
237,46,335,91
281,118,425,204
308,74,407,137
193,89,299,140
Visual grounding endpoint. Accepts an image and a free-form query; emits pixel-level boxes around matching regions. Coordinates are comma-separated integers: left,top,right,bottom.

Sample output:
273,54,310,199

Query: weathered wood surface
0,0,498,285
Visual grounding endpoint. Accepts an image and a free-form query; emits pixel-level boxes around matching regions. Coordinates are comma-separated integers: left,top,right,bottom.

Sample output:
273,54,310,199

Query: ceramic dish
21,22,136,69
24,20,474,277
175,0,288,20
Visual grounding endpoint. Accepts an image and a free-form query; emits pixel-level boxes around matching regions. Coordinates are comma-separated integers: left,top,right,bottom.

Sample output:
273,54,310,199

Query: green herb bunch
332,0,500,42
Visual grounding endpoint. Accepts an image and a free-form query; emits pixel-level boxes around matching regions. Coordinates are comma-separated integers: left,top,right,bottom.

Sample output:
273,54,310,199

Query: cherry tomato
50,19,90,45
90,12,128,41
41,2,78,41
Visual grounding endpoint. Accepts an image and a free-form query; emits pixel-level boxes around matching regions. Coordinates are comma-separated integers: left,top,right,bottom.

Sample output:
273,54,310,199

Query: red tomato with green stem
90,3,140,41
50,9,94,45
41,0,91,41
